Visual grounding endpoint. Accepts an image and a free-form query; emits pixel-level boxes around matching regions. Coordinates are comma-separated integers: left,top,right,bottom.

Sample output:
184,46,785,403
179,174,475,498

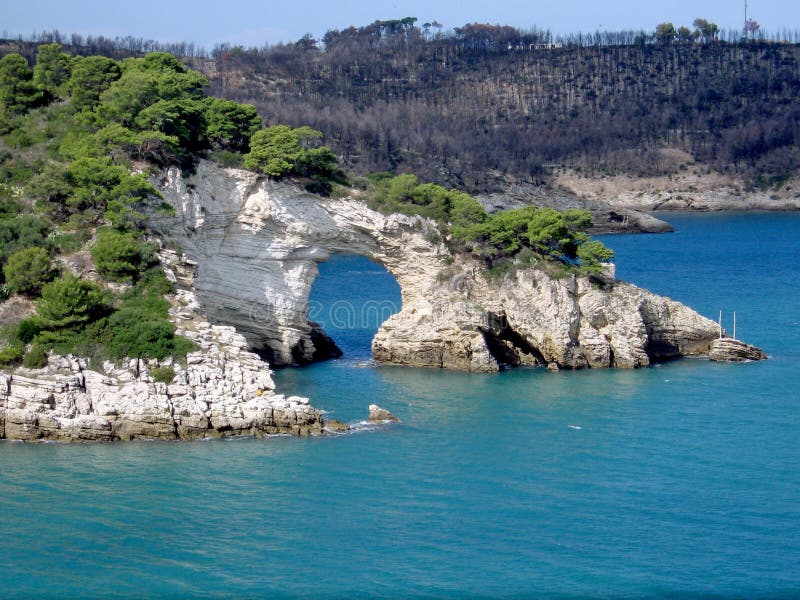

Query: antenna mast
744,0,748,36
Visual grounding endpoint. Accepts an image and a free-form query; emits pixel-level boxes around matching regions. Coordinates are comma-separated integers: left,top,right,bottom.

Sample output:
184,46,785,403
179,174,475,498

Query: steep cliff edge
151,161,761,373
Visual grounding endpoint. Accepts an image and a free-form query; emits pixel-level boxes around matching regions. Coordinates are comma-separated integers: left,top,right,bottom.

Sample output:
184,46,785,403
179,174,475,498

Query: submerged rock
709,338,767,362
368,404,399,422
324,419,350,432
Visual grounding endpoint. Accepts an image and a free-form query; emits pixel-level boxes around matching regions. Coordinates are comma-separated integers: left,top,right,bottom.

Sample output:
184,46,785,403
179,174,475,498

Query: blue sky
4,0,799,49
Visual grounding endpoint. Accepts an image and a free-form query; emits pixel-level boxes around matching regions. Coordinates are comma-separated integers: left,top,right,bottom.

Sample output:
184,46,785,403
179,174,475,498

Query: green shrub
576,240,615,273
0,54,43,118
36,274,111,332
364,174,487,232
516,247,539,268
91,227,156,282
3,246,56,295
245,125,319,177
244,124,343,191
153,201,176,217
150,365,175,383
94,270,192,361
353,176,371,191
102,311,175,360
22,343,48,369
67,55,121,112
210,150,244,168
16,318,41,343
0,214,52,267
135,267,175,297
204,98,261,152
0,339,24,364
40,326,99,358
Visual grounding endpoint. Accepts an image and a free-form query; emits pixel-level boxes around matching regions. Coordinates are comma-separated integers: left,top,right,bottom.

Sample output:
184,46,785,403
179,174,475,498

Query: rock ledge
0,286,323,442
709,338,767,362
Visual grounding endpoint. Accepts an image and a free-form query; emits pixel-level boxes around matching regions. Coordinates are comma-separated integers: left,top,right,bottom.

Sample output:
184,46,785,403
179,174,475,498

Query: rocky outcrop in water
709,338,768,362
0,285,322,442
2,163,767,443
368,404,400,422
150,161,764,374
371,260,728,371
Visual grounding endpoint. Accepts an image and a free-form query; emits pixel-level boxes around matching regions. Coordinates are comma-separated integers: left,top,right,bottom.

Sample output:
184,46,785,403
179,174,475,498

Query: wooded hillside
200,23,800,192
5,20,799,193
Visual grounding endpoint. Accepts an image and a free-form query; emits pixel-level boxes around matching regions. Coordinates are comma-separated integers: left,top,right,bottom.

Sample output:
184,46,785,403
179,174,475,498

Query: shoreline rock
554,168,800,214
475,182,674,234
0,286,324,442
709,338,768,362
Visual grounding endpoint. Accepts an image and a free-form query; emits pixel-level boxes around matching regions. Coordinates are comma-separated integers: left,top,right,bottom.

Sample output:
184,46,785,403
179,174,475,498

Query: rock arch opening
306,254,402,361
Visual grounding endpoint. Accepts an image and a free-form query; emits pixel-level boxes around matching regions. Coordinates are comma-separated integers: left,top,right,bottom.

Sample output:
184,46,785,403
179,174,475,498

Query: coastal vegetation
5,18,800,194
0,41,615,368
0,47,216,366
361,173,613,271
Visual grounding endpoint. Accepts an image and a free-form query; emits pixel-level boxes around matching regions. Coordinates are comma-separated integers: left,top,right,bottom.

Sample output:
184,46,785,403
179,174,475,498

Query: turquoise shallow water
1,214,799,598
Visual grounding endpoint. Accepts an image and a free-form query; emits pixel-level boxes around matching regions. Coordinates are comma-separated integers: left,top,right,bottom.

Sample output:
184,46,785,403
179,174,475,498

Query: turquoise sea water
1,213,799,598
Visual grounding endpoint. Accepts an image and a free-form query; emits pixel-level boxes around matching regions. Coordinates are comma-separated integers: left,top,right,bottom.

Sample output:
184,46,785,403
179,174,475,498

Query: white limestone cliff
150,160,752,373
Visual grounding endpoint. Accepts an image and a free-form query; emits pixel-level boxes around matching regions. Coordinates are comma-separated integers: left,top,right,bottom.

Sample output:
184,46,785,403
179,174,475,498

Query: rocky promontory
1,160,766,442
150,160,762,373
475,181,674,234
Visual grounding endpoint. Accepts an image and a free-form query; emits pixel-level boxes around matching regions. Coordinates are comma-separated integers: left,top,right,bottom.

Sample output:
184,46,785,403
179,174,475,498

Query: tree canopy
0,54,42,122
364,174,613,272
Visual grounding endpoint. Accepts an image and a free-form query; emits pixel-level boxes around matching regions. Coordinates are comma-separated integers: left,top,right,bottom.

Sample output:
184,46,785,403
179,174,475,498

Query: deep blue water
2,214,799,598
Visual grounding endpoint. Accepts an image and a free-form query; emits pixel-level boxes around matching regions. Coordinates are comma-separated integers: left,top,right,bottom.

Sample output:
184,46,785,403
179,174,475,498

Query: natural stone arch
152,161,444,366
305,253,402,359
152,160,730,373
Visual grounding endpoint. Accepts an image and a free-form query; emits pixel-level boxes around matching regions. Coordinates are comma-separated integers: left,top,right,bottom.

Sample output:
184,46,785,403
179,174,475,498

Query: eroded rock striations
708,337,768,362
151,160,762,374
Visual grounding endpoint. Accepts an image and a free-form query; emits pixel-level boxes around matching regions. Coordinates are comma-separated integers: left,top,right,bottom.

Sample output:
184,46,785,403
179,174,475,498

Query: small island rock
368,404,400,422
709,338,767,362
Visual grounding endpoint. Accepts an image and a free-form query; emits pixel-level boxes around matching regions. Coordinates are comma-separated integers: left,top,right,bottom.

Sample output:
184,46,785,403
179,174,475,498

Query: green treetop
33,43,72,101
67,55,122,112
0,54,42,122
244,125,322,177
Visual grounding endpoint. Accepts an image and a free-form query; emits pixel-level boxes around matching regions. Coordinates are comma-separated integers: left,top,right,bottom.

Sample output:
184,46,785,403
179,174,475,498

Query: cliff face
152,161,448,366
151,161,736,373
